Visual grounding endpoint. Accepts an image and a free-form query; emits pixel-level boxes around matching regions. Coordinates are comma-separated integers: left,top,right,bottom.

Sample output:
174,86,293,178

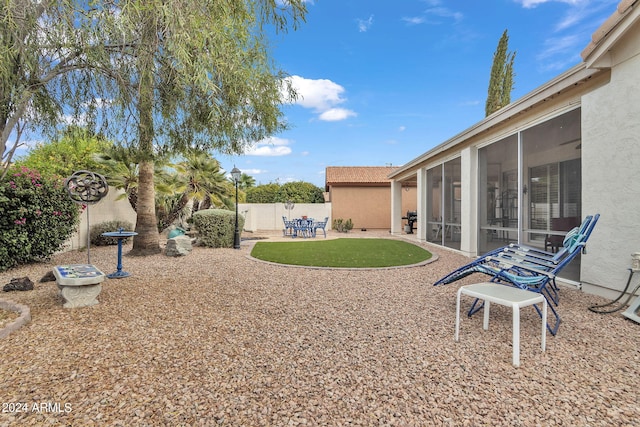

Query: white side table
455,282,547,367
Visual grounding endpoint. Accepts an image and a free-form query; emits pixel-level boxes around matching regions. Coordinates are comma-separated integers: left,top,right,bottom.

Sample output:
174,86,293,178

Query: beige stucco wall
581,23,640,298
64,187,137,251
239,203,331,232
330,186,416,230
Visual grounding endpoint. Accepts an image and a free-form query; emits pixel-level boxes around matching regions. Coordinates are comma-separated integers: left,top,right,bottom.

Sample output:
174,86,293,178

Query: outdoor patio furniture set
283,216,328,238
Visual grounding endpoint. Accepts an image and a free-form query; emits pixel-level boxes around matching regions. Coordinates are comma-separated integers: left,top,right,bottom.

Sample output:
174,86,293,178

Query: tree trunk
131,160,161,255
128,187,138,212
130,10,160,256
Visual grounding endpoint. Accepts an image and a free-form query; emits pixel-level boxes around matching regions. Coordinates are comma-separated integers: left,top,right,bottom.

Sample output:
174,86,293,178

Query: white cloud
319,108,357,122
403,3,463,26
538,34,581,60
398,126,406,132
245,136,292,157
277,0,314,6
286,75,346,110
19,138,45,150
402,16,426,25
60,112,89,126
284,75,357,122
515,0,582,8
357,15,374,32
425,7,463,22
81,98,112,109
517,0,617,70
241,168,266,175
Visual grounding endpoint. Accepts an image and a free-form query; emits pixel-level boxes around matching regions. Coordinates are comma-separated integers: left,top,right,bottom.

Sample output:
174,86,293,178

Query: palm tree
94,146,172,212
156,150,234,230
238,173,256,190
96,147,234,231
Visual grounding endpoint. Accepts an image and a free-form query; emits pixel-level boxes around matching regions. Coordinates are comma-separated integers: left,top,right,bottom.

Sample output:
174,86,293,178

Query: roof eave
581,0,640,69
388,63,598,180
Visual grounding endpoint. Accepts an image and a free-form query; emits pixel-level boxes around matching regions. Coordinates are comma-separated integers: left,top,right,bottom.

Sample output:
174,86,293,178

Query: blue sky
10,0,619,189
218,0,619,188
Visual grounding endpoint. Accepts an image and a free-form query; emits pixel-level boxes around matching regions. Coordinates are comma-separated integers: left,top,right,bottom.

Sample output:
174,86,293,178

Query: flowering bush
0,166,80,271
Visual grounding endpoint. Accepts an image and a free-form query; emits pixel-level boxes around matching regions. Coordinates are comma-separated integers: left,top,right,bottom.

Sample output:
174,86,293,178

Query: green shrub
332,218,353,233
246,181,325,203
192,209,245,248
275,181,324,203
246,183,280,203
90,220,135,246
0,166,80,271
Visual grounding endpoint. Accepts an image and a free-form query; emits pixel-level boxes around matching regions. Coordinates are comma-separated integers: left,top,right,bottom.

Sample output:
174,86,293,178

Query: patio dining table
292,218,314,238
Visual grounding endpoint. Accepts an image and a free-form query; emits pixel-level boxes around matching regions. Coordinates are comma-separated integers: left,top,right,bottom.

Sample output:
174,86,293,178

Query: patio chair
312,217,329,238
500,214,597,268
434,215,596,287
282,216,296,237
292,218,313,238
435,214,599,335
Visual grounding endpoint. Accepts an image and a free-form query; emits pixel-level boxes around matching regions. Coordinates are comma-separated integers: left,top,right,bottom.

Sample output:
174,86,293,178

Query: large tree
485,29,516,117
0,1,109,178
94,1,307,255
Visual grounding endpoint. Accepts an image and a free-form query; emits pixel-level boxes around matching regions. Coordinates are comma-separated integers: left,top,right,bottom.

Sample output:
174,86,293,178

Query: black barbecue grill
402,210,417,234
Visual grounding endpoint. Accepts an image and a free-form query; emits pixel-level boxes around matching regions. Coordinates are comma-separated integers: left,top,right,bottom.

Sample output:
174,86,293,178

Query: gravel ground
0,231,638,426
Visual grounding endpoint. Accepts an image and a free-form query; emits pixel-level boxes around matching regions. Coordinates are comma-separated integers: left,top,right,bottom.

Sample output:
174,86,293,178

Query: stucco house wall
329,186,417,230
326,166,417,231
581,20,640,297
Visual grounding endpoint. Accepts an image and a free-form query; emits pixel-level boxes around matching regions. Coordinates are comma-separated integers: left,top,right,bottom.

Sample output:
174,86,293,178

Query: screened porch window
426,158,461,250
478,134,518,253
477,108,582,282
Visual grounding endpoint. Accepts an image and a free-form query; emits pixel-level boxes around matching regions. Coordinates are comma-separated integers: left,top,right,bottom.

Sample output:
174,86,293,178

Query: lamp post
231,166,241,249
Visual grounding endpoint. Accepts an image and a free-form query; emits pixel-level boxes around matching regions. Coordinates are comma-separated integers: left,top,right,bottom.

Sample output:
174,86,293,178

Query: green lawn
250,238,432,268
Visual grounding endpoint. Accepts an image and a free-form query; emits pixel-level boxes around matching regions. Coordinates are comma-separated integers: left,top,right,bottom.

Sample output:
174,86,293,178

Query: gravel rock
0,230,638,426
165,235,193,257
3,277,34,292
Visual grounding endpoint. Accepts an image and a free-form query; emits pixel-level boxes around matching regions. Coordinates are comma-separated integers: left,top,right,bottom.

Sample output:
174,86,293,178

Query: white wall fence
62,199,332,251
63,187,137,251
239,203,332,232
61,198,330,252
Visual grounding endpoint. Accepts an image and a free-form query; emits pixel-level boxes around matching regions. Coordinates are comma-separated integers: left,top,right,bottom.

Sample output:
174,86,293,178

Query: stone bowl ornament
64,170,109,263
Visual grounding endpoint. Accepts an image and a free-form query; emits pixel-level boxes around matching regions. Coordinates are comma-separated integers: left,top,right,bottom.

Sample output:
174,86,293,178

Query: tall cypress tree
485,29,516,117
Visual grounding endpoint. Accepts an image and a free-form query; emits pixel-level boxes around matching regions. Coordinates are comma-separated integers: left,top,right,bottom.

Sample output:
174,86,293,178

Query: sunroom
390,0,640,302
389,62,630,302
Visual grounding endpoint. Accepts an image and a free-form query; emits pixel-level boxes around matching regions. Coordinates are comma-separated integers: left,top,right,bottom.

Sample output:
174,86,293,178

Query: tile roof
325,166,398,185
581,0,638,60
